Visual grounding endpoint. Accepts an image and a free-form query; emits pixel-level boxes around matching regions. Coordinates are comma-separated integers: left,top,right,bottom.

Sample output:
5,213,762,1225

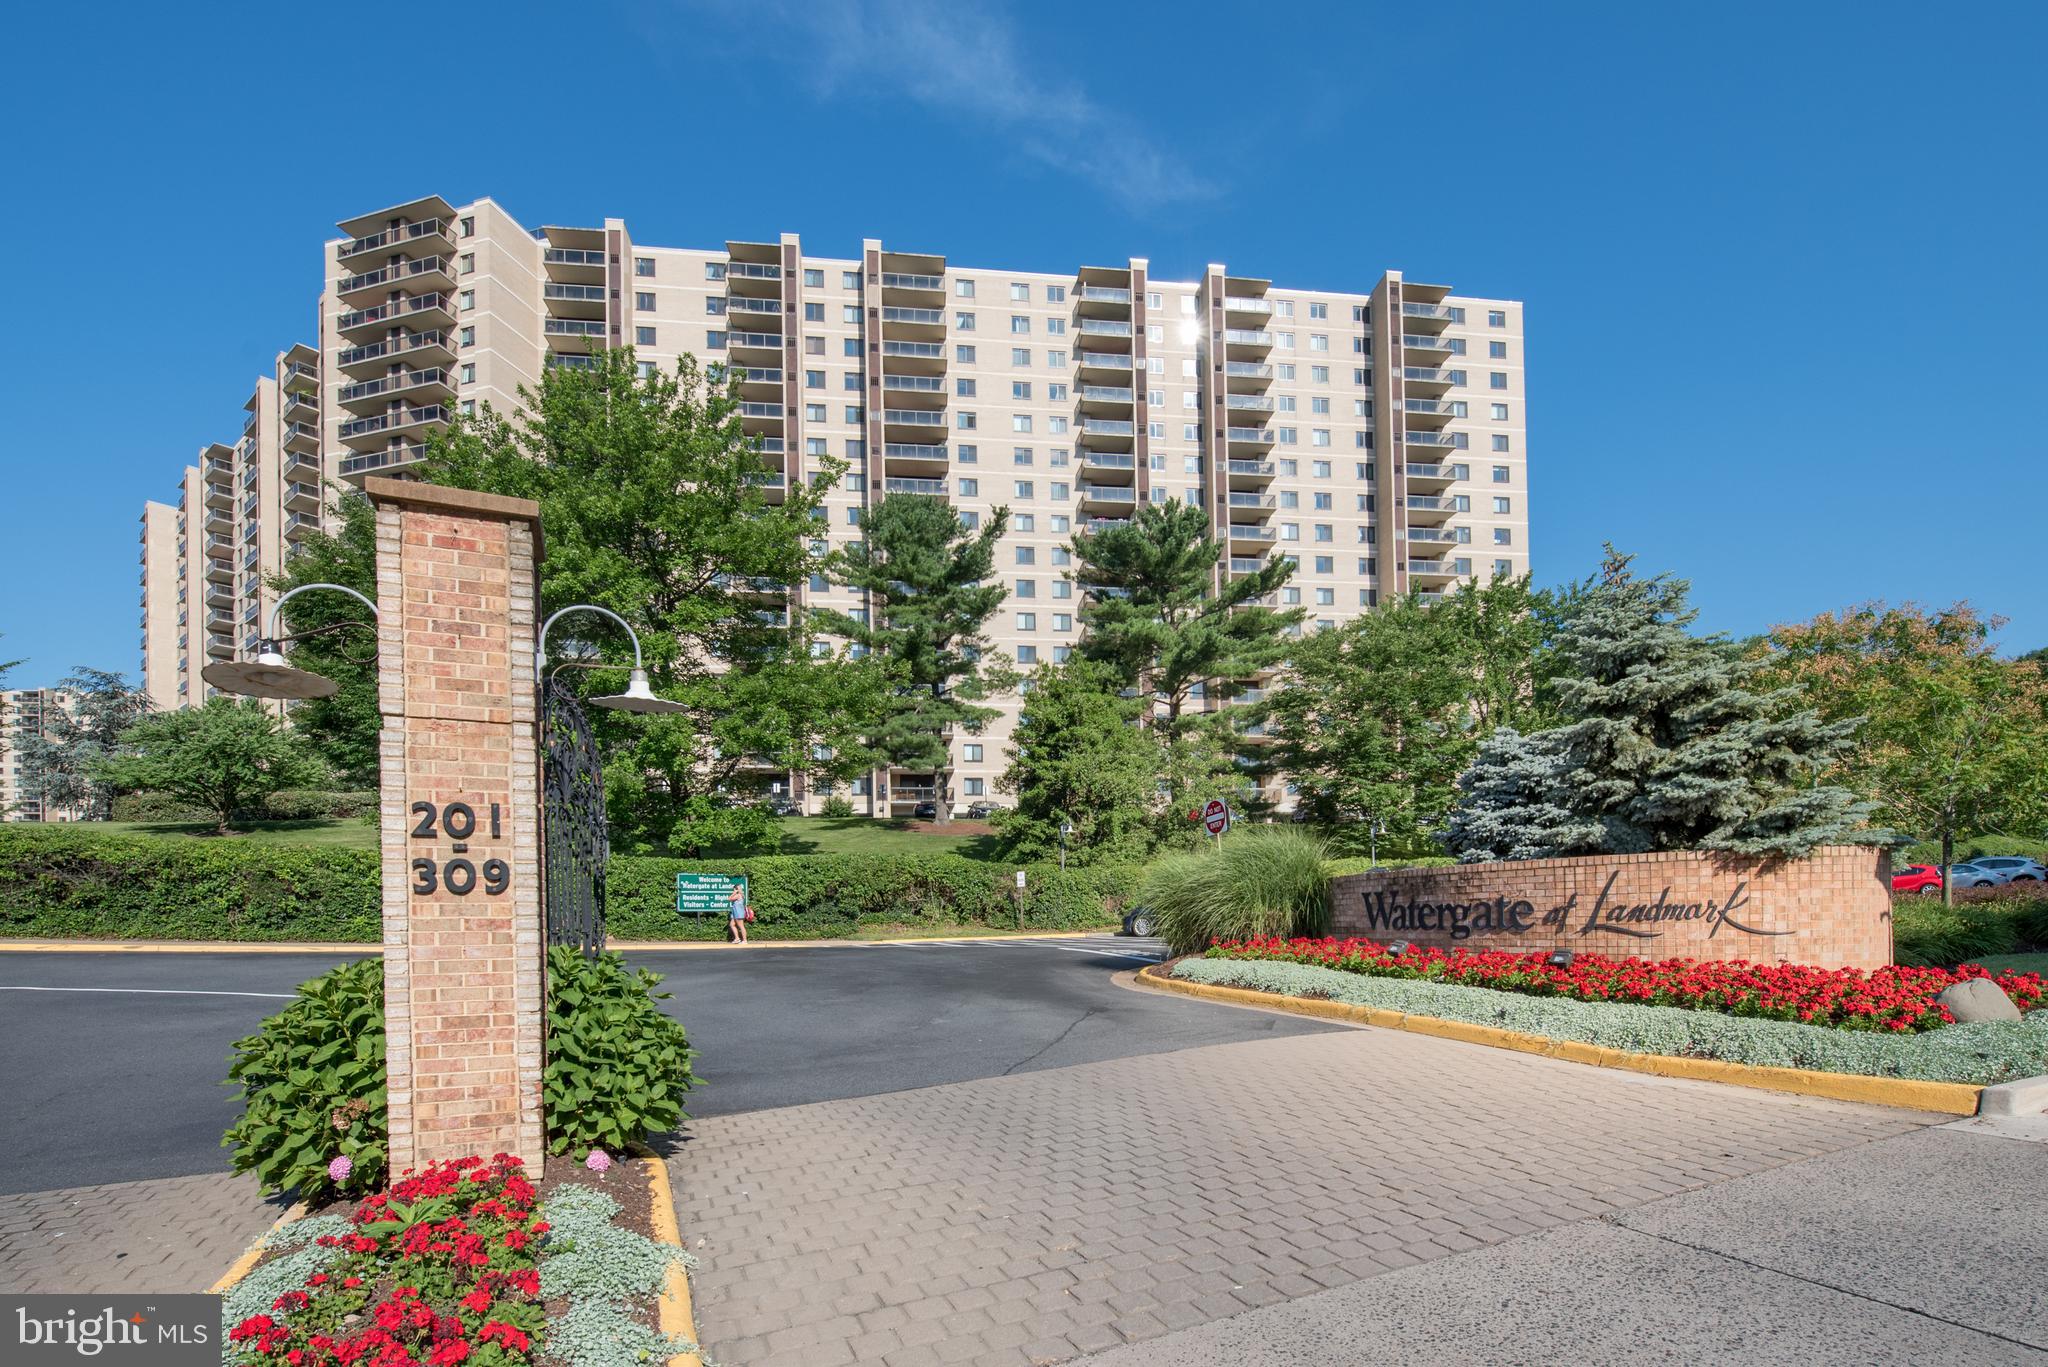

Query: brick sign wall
367,479,546,1172
1330,846,1893,970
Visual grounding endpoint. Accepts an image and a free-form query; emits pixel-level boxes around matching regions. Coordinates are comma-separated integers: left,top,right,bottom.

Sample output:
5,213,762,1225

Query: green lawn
74,819,379,849
1972,952,2048,976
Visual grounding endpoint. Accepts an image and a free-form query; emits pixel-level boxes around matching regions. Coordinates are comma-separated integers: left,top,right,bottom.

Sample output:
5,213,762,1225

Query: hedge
0,826,1136,941
108,789,379,823
1894,888,2048,967
1174,957,2048,1085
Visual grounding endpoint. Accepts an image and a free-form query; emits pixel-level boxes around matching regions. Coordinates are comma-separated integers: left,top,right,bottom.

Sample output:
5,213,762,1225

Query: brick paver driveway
0,1172,284,1294
672,1004,1939,1367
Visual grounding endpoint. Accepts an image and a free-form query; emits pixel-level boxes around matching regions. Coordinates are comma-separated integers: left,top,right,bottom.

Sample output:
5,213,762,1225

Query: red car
1892,864,1944,896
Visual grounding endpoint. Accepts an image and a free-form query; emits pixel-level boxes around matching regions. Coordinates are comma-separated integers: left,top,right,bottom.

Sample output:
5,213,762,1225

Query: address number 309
409,800,510,897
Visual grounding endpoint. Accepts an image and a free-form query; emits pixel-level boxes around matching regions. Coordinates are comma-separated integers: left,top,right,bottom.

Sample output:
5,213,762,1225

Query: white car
1961,856,2047,885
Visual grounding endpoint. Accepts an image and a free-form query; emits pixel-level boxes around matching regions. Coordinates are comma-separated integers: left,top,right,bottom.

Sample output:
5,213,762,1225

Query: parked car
913,802,938,819
1891,864,1944,895
1121,905,1156,938
965,801,997,819
1946,862,2000,889
1965,856,2047,884
765,798,800,817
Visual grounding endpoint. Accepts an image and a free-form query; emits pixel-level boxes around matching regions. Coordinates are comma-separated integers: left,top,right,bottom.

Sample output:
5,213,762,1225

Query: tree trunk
1940,828,1954,908
933,767,952,824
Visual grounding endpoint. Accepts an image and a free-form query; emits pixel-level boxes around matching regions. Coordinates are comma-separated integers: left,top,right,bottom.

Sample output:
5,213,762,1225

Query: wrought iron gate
541,679,607,954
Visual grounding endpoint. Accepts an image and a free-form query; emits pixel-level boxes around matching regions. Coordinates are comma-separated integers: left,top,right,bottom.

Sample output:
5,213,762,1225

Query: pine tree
1443,727,1603,862
1446,548,1873,861
997,660,1156,864
816,493,1014,822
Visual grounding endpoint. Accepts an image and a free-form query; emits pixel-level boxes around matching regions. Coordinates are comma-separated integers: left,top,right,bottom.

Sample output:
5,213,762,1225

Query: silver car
1947,863,1998,888
1962,856,2047,885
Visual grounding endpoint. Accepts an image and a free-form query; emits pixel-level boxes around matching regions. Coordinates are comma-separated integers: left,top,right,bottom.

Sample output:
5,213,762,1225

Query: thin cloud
736,0,1215,213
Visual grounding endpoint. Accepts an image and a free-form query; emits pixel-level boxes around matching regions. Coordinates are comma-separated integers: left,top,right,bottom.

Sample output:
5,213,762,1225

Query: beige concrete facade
1,689,79,822
140,193,1531,815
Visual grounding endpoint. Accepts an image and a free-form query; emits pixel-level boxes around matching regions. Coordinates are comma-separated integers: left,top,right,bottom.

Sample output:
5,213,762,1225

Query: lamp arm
266,583,380,641
536,604,645,681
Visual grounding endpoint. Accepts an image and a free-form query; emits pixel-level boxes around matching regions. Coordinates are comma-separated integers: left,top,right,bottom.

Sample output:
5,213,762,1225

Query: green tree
814,493,1014,822
273,491,380,786
17,667,152,820
419,348,881,847
1763,602,2048,903
1446,548,1872,861
96,699,327,834
997,659,1156,864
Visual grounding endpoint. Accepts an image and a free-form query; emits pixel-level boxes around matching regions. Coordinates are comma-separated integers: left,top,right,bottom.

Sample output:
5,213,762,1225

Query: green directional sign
676,871,748,917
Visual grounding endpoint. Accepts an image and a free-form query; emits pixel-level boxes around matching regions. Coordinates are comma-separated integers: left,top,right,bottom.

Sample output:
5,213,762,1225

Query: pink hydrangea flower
584,1149,612,1174
328,1155,353,1183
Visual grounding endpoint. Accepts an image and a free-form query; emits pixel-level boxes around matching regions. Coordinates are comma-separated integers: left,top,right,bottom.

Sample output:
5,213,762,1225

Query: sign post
676,871,749,918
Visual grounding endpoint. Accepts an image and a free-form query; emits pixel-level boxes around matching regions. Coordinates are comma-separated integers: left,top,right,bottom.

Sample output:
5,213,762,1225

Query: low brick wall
1330,846,1893,969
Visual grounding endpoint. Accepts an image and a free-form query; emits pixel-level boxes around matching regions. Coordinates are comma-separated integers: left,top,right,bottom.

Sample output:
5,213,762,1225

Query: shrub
543,946,695,1157
222,957,387,1200
0,825,379,941
223,953,695,1197
1894,890,2048,966
1144,827,1332,956
819,796,855,818
260,789,379,821
1324,855,1457,878
1172,957,2048,1086
1203,936,2045,1032
108,791,210,822
0,826,1134,943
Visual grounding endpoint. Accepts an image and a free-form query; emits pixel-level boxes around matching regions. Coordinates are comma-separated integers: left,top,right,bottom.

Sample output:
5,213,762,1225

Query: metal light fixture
1386,940,1412,958
1546,949,1575,968
202,583,379,700
537,605,688,714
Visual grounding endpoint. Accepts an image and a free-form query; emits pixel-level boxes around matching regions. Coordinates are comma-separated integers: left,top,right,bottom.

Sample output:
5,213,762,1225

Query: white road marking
0,986,297,999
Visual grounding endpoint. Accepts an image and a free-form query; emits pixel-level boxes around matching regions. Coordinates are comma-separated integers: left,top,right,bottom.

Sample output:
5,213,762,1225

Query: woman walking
727,883,751,944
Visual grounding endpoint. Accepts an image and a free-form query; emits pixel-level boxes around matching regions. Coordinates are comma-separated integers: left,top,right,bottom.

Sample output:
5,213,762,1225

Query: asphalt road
0,937,1334,1196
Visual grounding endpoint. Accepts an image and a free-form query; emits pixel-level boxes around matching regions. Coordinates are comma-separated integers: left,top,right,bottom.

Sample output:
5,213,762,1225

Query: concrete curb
638,1148,703,1367
206,1198,311,1294
0,929,1117,954
1136,964,1988,1117
1978,1074,2048,1117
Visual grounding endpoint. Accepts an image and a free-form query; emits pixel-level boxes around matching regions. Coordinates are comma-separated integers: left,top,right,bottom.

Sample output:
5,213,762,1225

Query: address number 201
409,800,510,897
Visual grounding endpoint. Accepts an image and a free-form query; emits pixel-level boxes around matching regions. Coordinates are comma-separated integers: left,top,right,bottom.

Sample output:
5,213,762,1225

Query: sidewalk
0,1172,285,1294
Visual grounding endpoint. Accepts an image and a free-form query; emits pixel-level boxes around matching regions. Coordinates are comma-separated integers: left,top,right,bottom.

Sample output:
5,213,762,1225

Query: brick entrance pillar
365,478,546,1173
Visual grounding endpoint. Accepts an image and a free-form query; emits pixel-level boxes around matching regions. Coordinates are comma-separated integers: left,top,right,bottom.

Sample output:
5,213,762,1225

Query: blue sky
2,1,2043,690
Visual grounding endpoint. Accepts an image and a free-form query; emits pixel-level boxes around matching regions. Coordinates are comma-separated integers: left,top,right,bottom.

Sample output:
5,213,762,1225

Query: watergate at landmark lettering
1358,870,1789,943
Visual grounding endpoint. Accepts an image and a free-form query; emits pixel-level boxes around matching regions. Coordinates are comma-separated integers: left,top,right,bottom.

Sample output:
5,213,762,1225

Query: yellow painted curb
638,1149,703,1367
207,1198,311,1295
1138,966,1986,1117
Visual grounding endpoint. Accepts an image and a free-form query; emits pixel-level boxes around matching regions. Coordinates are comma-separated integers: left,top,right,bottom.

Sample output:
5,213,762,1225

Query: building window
1490,340,1508,359
704,262,726,281
1494,497,1512,514
955,312,976,330
956,344,976,363
958,411,977,429
458,290,475,311
1016,579,1037,597
705,297,727,315
705,331,726,349
458,252,475,275
635,291,655,311
634,257,655,277
1017,613,1036,631
1492,403,1510,420
1493,465,1511,483
1012,415,1032,433
804,302,824,321
1492,435,1511,452
964,743,984,762
1490,372,1508,390
956,378,978,397
459,216,475,237
804,336,825,355
459,326,475,346
1494,528,1513,546
460,362,476,383
806,370,824,389
804,268,824,287
956,279,976,297
1017,646,1038,665
1014,483,1034,501
1488,310,1506,327
1495,558,1514,576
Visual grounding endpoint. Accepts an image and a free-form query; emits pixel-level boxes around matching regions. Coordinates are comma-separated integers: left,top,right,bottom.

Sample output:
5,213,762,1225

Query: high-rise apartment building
0,689,78,822
141,194,1530,814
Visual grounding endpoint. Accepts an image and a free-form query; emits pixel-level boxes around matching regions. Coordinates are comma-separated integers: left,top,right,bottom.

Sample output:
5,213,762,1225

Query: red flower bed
1203,937,2047,1033
228,1155,546,1367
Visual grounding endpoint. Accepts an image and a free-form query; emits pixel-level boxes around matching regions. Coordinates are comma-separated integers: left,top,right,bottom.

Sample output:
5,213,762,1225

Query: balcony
882,444,949,469
880,271,944,303
1404,462,1457,490
205,477,234,511
883,477,950,496
1409,558,1461,581
1223,329,1274,353
1076,317,1132,338
1079,449,1136,471
881,339,947,373
1403,365,1456,392
543,317,607,340
1405,495,1459,524
335,292,455,340
1226,458,1275,485
1078,483,1137,509
336,218,454,268
1228,556,1270,578
726,294,781,318
283,511,319,540
336,330,453,377
1228,523,1278,544
1223,295,1274,318
338,367,453,413
713,574,789,596
336,255,455,305
204,580,234,609
283,481,321,511
880,305,945,339
1403,430,1459,450
1400,333,1454,360
1075,285,1131,305
1077,384,1134,409
543,282,608,318
1224,394,1275,413
744,471,786,502
1401,300,1457,332
203,504,232,536
882,374,947,407
1406,526,1464,545
1226,426,1276,448
1078,417,1134,450
281,421,321,453
1223,361,1275,391
1074,351,1135,377
1226,491,1277,513
542,246,607,282
282,388,319,423
206,633,236,661
882,408,945,431
735,367,783,394
205,554,234,585
725,262,782,299
1080,517,1131,533
338,445,430,478
727,330,783,359
337,405,448,447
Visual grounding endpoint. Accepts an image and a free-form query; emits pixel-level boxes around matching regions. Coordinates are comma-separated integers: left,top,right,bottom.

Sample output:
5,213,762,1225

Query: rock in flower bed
220,1152,693,1367
1203,937,2046,1032
1171,957,2048,1085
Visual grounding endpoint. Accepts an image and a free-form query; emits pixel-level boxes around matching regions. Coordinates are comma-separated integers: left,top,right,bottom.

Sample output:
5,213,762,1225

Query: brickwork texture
369,480,545,1173
1331,846,1893,969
